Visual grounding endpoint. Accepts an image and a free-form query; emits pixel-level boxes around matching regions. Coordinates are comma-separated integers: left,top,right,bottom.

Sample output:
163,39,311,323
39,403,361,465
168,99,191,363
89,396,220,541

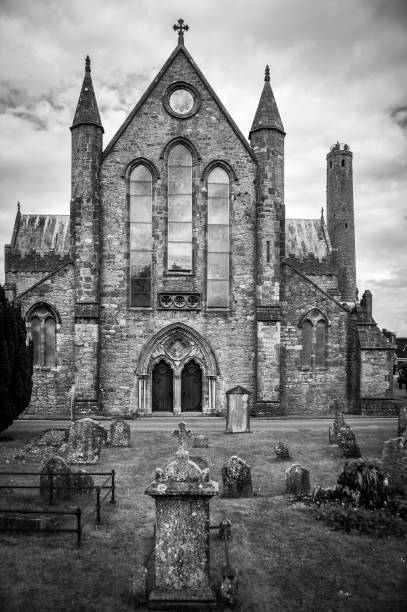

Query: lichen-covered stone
285,463,310,496
109,420,131,447
40,456,72,501
222,455,253,498
336,423,361,458
220,565,239,606
398,405,407,437
275,441,290,459
382,437,407,492
127,563,147,606
193,434,209,448
67,418,105,464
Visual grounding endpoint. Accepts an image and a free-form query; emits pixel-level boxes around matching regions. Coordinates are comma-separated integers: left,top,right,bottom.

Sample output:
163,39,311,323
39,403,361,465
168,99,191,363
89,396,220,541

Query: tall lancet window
130,164,152,306
167,144,192,271
207,167,229,307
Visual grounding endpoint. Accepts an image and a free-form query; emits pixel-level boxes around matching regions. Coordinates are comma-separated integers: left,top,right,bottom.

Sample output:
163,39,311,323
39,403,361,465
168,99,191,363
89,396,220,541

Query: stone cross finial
173,18,189,45
85,55,91,72
265,65,270,82
173,422,192,450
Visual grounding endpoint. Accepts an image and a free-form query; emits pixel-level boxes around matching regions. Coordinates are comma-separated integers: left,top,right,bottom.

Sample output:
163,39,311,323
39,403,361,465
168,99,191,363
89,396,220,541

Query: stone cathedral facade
4,23,396,419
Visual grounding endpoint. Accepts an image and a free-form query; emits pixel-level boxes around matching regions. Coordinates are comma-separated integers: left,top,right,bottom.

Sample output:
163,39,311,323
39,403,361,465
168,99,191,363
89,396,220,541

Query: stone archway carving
136,323,219,414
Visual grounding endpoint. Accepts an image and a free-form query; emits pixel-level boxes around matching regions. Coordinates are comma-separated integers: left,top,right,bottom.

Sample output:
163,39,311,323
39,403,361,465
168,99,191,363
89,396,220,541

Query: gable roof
11,214,70,256
103,43,256,162
357,324,394,350
285,218,332,261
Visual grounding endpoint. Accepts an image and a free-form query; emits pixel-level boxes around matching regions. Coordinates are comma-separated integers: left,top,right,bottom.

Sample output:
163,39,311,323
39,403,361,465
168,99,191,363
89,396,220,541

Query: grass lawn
0,416,406,611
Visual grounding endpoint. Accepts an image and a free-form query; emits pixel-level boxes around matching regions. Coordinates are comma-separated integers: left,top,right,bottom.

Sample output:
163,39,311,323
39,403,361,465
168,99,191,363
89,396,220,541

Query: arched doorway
152,360,173,412
181,360,202,412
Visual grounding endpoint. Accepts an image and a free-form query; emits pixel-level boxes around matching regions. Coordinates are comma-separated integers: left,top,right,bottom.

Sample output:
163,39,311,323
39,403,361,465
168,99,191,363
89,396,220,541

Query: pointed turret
249,66,284,138
71,56,103,131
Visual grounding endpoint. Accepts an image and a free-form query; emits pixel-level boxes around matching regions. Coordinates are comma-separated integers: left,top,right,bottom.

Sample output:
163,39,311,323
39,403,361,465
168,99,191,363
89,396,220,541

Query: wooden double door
152,359,202,412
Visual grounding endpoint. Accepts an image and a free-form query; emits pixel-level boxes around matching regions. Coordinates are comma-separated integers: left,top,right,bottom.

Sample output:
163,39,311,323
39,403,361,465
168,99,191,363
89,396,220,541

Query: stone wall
280,264,349,415
10,266,75,417
99,49,257,415
360,349,393,398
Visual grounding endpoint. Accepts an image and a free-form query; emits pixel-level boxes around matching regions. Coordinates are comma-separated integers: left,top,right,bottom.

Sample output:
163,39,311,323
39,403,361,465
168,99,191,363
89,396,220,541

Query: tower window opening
345,222,348,229
266,240,270,263
329,161,332,168
341,159,345,167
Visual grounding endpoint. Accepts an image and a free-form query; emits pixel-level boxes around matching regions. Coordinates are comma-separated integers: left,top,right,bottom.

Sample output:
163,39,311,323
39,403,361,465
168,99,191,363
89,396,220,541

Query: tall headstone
145,422,218,608
398,405,407,437
225,386,251,434
40,456,72,502
381,437,407,492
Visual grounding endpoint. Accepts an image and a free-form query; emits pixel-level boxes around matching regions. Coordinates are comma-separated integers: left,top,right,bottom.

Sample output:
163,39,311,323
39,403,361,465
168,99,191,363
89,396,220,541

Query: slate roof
285,218,332,261
249,68,285,137
357,324,394,349
11,214,70,256
71,56,103,131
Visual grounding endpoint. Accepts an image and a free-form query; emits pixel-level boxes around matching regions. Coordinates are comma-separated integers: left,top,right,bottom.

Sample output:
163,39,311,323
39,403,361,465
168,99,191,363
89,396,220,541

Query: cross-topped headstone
173,18,189,45
172,421,192,451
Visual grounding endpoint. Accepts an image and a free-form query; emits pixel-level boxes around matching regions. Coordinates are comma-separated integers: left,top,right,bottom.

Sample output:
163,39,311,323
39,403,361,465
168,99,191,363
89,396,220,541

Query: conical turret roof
249,66,284,138
71,56,103,131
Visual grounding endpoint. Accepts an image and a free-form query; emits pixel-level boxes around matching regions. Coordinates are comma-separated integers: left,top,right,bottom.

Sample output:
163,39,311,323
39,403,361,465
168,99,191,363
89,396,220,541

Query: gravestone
67,418,105,464
145,422,218,608
40,456,72,501
275,441,290,459
109,420,131,447
222,456,253,498
225,386,251,434
285,464,310,496
71,469,94,495
193,434,209,448
381,437,407,492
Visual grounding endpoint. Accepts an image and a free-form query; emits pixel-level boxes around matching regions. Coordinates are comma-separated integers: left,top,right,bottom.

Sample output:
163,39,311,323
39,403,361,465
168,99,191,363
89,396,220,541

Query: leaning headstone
398,405,407,437
275,441,290,459
193,434,209,448
285,464,310,496
225,386,251,434
109,420,131,447
222,456,253,498
67,418,105,464
71,469,94,496
145,422,218,608
381,437,407,493
40,456,72,502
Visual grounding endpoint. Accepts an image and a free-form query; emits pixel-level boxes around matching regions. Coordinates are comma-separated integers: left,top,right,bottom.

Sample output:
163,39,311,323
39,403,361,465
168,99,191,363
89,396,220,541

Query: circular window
163,82,201,119
169,89,194,115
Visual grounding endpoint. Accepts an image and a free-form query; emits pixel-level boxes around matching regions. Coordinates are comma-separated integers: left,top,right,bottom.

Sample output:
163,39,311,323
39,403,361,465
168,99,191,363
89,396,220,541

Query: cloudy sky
0,0,406,334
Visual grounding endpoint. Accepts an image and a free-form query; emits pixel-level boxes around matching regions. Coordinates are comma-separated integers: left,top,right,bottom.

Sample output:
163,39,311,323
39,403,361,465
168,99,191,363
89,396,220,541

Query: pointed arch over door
136,322,219,415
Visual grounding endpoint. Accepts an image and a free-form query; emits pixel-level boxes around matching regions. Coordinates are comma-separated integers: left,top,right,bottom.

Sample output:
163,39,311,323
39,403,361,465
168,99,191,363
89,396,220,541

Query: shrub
0,285,33,433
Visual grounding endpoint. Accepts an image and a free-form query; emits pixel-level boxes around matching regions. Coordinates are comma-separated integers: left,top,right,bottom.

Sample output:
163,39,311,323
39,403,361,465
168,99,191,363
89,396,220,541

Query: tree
0,285,33,433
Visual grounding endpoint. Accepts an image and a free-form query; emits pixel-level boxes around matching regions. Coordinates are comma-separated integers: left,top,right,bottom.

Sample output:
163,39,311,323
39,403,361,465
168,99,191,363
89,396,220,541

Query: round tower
326,142,356,302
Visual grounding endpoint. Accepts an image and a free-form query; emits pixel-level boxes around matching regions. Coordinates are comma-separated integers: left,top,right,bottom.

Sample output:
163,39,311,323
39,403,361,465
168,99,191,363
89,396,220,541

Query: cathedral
4,21,396,419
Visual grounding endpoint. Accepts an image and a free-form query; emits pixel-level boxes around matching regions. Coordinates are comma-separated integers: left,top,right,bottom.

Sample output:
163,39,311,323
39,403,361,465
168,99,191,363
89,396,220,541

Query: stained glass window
168,145,192,271
207,167,229,307
130,165,152,306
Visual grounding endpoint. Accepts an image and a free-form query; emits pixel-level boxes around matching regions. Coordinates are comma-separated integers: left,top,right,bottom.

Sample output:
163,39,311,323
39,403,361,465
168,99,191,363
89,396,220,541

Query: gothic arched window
167,144,192,272
301,310,328,368
130,164,153,306
207,167,229,307
28,305,57,367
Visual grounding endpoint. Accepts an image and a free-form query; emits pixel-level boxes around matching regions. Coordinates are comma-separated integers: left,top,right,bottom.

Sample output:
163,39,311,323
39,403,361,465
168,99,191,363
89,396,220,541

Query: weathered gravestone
145,422,218,608
285,464,310,496
193,434,209,448
109,420,131,447
275,441,290,459
40,456,72,501
381,437,407,492
398,405,407,437
225,386,251,434
222,456,253,498
71,469,94,495
67,418,106,464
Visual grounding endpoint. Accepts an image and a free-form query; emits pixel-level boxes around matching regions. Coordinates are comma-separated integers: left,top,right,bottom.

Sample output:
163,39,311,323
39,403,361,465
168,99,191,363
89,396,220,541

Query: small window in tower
341,159,345,167
345,222,348,229
329,161,332,169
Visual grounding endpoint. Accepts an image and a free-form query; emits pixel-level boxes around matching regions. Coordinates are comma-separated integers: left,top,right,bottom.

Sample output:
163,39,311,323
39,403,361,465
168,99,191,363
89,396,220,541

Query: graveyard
0,415,406,611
